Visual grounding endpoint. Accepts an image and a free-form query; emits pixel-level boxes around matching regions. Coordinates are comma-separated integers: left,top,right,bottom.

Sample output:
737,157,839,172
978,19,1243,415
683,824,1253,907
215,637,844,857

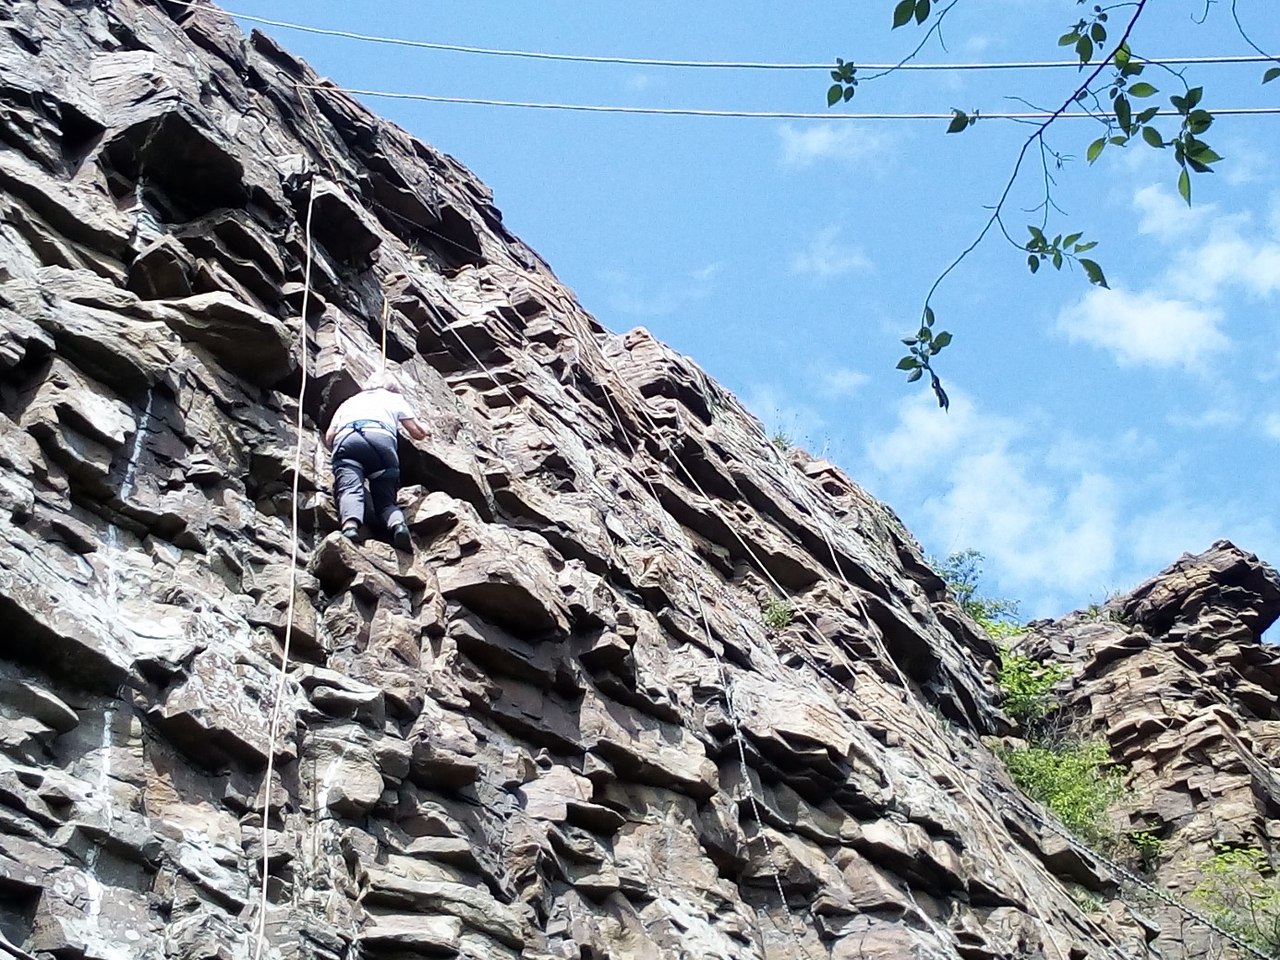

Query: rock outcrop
0,3,1276,959
1017,541,1280,960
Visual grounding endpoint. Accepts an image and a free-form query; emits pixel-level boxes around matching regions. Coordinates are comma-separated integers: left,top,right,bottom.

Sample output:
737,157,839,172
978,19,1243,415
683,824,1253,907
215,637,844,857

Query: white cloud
1167,229,1280,301
820,367,870,398
862,387,1280,618
742,383,826,448
1264,413,1280,441
1166,407,1242,431
1056,286,1228,370
863,389,1120,607
1132,184,1280,299
790,226,872,280
599,261,721,317
777,123,888,168
1133,183,1211,238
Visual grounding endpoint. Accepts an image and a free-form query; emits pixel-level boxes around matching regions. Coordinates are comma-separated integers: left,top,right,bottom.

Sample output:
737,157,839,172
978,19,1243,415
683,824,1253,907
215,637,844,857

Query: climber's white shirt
331,388,414,436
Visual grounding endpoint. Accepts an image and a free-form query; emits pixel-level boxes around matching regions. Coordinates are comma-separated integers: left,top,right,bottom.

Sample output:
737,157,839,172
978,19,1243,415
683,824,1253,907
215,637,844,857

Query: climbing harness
332,420,400,480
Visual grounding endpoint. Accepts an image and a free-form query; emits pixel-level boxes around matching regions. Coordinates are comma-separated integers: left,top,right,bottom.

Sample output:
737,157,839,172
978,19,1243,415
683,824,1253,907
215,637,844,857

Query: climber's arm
400,417,428,442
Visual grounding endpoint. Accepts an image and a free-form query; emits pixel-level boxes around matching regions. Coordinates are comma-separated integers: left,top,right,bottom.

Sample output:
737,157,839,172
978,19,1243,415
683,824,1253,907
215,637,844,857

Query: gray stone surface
0,2,1271,959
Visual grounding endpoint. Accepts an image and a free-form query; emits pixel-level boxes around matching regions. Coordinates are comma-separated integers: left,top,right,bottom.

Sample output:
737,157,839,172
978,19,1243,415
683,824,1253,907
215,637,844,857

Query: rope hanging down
251,177,317,960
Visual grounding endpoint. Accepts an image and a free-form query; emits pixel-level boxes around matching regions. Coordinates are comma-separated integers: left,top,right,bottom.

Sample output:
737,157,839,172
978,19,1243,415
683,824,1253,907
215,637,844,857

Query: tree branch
918,0,1150,323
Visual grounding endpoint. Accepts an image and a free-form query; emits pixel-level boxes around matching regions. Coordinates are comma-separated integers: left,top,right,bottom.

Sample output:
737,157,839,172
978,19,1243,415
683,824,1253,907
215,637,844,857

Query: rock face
1017,541,1280,960
0,3,1275,959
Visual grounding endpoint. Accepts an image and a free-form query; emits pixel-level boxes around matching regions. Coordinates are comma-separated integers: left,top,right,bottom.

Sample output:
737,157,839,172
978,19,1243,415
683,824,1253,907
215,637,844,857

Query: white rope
701,594,818,960
296,85,1280,121
251,177,317,960
168,4,1277,73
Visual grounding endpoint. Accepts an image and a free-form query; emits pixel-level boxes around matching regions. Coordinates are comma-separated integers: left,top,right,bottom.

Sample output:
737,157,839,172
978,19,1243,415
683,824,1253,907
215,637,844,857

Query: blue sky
226,0,1280,620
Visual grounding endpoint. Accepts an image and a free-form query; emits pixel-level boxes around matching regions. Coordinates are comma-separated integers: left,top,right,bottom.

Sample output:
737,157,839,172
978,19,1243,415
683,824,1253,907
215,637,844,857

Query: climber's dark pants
331,424,404,532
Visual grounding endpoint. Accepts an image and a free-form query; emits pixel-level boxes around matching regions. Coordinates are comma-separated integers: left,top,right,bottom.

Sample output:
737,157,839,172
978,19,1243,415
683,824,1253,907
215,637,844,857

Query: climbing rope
698,592,818,960
251,172,318,959
379,295,390,374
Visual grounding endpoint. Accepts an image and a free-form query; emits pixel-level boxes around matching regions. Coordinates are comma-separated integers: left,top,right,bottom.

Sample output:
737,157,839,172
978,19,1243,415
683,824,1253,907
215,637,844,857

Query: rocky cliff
1,2,1278,959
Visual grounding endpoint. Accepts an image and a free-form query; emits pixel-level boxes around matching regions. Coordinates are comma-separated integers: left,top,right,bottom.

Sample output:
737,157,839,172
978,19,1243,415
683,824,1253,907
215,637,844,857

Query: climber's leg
364,430,409,549
332,434,371,532
364,431,405,530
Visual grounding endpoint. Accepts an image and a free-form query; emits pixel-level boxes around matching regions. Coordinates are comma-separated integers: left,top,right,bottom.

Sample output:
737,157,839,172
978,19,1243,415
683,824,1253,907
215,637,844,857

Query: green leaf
1114,41,1130,69
931,372,950,411
1128,81,1158,98
1187,109,1214,134
1074,240,1098,253
901,338,916,346
892,0,915,28
1135,106,1160,124
1052,249,1063,270
1028,254,1040,274
1178,167,1191,205
1190,145,1222,164
1027,225,1046,243
1075,34,1094,64
932,331,953,350
946,109,971,134
915,0,931,24
1063,232,1082,247
1265,67,1280,84
1141,126,1163,148
917,326,933,341
1169,93,1187,114
1089,22,1106,43
1114,94,1131,133
1086,137,1106,163
1186,86,1203,109
897,356,921,370
923,305,936,327
906,367,924,382
1079,258,1107,288
843,86,856,102
1058,30,1079,47
827,84,842,107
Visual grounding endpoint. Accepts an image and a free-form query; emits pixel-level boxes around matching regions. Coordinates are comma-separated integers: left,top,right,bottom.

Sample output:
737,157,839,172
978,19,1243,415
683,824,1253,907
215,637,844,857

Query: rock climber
324,372,428,550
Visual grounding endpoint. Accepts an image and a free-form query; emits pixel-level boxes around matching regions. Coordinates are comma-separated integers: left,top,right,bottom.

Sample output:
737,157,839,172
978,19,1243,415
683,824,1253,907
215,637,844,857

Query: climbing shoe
391,522,412,552
341,520,361,542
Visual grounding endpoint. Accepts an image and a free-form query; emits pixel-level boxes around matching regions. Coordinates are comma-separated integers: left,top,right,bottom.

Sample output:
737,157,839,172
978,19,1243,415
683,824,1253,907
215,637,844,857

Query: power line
299,85,1280,121
187,3,1277,74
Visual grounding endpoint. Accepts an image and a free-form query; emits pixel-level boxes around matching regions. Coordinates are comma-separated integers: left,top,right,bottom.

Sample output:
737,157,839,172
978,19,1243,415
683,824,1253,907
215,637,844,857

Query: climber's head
362,370,403,394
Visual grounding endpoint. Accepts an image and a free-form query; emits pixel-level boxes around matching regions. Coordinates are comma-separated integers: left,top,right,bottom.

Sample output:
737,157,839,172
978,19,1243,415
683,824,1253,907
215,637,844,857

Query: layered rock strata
1017,541,1280,960
0,1,1260,958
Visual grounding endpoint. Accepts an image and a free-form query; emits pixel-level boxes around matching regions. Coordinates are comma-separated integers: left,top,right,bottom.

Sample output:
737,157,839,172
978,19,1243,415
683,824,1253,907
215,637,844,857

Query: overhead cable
299,85,1280,120
186,4,1276,74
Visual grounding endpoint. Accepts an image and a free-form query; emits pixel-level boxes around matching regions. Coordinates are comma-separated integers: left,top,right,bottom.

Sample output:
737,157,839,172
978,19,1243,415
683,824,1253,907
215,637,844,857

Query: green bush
1128,829,1165,871
761,599,794,633
999,739,1124,846
936,549,1024,638
998,649,1070,724
1191,846,1280,956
